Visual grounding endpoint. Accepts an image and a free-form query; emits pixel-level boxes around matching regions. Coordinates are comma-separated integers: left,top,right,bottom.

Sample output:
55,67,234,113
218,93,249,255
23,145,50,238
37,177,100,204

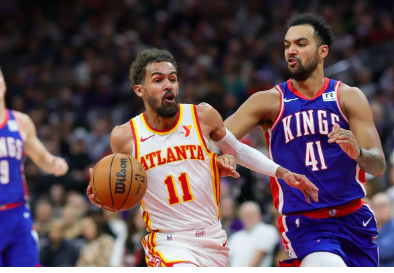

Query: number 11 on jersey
164,172,194,205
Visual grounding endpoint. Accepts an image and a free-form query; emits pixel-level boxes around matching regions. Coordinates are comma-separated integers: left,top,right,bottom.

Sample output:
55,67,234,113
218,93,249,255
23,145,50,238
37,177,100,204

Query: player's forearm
356,147,385,177
33,152,57,174
215,128,279,177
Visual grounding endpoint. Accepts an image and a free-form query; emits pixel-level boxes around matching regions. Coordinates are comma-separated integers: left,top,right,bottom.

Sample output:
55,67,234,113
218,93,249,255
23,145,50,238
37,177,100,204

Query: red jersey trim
0,109,9,129
191,105,211,153
335,81,349,123
271,86,284,131
287,78,330,100
142,104,182,135
0,202,25,211
129,119,139,160
286,199,362,219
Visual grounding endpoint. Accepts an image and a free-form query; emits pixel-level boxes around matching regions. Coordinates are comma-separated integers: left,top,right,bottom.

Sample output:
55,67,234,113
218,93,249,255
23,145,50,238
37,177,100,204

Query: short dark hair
129,48,177,87
287,13,335,48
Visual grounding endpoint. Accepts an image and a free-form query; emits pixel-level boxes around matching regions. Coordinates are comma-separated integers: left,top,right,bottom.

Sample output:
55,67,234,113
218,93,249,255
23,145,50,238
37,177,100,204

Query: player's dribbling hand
280,170,319,204
86,168,116,213
52,157,69,176
328,123,361,160
216,154,240,178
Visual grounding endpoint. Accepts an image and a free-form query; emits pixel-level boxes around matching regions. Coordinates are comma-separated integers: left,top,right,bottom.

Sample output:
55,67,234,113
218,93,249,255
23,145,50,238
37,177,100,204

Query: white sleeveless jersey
129,104,220,233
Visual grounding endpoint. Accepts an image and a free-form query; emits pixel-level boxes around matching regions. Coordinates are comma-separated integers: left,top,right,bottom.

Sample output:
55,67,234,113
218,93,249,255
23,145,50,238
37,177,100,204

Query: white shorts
142,222,229,267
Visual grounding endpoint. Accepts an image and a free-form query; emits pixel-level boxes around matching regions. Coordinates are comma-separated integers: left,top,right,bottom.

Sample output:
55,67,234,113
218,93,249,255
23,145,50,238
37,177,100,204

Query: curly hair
129,48,177,87
287,13,335,48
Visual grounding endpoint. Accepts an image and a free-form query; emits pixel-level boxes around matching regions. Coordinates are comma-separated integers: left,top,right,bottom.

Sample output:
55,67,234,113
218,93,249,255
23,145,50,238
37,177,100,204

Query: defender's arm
224,89,280,139
329,85,385,176
16,112,68,176
197,104,319,203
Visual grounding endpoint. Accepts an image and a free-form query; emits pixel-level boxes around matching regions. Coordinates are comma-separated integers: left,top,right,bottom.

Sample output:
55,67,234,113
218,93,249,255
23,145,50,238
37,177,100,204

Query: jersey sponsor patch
322,91,337,101
181,125,192,137
7,120,19,132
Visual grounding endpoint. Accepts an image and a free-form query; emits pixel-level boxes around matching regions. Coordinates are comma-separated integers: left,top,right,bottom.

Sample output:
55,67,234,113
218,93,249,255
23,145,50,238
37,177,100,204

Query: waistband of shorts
285,199,363,219
0,202,25,211
159,221,223,237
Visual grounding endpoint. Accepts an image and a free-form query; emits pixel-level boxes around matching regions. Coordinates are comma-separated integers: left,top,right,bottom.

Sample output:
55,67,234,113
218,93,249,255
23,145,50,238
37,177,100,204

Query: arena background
0,0,393,267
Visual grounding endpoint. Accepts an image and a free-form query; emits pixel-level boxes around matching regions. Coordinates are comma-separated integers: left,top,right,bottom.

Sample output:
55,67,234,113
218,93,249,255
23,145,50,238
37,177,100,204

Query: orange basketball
90,153,147,211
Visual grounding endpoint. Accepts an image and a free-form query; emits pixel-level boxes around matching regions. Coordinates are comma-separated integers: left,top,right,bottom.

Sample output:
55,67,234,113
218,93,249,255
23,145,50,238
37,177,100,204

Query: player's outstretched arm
197,104,319,203
87,123,134,213
15,112,68,176
224,90,280,139
328,85,385,177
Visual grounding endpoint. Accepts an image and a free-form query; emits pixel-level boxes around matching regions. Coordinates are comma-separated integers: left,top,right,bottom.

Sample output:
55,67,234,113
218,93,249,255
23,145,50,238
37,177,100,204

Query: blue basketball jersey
0,109,27,205
266,78,366,214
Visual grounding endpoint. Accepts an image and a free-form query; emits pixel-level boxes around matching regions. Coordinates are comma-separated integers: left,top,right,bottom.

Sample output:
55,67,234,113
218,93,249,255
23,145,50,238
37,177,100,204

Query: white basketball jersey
129,104,220,233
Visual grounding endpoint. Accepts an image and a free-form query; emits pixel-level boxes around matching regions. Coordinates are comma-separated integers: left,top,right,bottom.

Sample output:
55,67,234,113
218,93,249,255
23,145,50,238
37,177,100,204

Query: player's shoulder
110,121,134,154
12,110,30,122
338,82,368,103
12,111,34,129
338,82,363,95
111,122,133,141
251,87,281,100
195,103,221,122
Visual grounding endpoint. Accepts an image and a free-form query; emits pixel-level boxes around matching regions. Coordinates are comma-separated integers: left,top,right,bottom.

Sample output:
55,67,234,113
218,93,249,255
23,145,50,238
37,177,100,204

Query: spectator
104,211,128,267
123,208,147,267
220,197,243,238
62,205,82,240
372,193,394,267
40,219,80,267
49,184,66,218
34,200,53,239
77,217,114,267
387,167,394,205
228,201,279,267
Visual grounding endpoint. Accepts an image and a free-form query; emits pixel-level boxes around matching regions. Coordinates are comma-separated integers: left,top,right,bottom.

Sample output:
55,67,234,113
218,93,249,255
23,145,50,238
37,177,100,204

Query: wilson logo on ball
115,158,128,194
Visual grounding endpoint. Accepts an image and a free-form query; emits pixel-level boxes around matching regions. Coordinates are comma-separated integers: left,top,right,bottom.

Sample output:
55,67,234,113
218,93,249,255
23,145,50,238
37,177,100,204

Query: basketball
90,153,147,211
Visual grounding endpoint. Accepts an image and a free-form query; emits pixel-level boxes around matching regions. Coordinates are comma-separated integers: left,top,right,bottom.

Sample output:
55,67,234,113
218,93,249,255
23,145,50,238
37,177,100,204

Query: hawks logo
180,125,192,137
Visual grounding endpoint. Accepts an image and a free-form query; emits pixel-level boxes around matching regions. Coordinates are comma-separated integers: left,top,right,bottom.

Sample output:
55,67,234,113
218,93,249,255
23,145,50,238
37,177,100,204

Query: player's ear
319,45,329,60
134,84,144,98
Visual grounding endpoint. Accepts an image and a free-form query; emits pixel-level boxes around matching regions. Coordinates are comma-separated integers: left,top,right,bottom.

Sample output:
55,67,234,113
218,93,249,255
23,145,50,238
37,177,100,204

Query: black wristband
356,146,363,160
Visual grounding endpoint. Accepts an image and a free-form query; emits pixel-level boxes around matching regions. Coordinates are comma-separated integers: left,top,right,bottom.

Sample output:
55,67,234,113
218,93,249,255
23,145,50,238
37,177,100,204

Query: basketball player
87,48,319,267
0,68,69,266
223,13,386,267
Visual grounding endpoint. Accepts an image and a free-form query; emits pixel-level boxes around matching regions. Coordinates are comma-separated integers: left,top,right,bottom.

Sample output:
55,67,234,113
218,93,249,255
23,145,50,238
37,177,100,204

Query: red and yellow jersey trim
141,104,183,135
143,233,200,267
129,118,140,160
191,105,220,220
140,200,158,232
130,119,158,232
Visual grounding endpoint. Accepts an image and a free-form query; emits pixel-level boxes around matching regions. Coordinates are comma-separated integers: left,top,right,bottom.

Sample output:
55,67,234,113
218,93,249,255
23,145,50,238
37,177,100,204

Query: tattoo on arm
356,147,385,177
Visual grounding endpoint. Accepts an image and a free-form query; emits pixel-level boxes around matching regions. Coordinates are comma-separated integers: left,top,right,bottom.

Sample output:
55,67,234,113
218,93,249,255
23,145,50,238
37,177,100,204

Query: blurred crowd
0,0,393,267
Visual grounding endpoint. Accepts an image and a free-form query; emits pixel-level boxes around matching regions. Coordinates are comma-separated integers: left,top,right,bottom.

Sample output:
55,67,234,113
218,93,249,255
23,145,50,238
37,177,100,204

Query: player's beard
288,50,318,81
146,90,179,118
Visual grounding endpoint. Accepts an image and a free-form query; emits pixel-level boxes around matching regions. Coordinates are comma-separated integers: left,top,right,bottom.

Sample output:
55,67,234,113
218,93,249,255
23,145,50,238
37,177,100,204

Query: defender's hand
87,168,115,213
217,154,240,178
280,171,319,204
328,123,361,160
52,157,69,176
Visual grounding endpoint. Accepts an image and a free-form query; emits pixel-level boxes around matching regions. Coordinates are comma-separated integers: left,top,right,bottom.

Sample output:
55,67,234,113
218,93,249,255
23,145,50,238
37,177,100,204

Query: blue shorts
278,202,378,267
0,204,39,267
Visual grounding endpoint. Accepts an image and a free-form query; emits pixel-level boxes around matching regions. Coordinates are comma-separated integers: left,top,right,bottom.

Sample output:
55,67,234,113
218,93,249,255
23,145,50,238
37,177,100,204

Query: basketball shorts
278,201,379,267
142,222,229,267
0,204,39,267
